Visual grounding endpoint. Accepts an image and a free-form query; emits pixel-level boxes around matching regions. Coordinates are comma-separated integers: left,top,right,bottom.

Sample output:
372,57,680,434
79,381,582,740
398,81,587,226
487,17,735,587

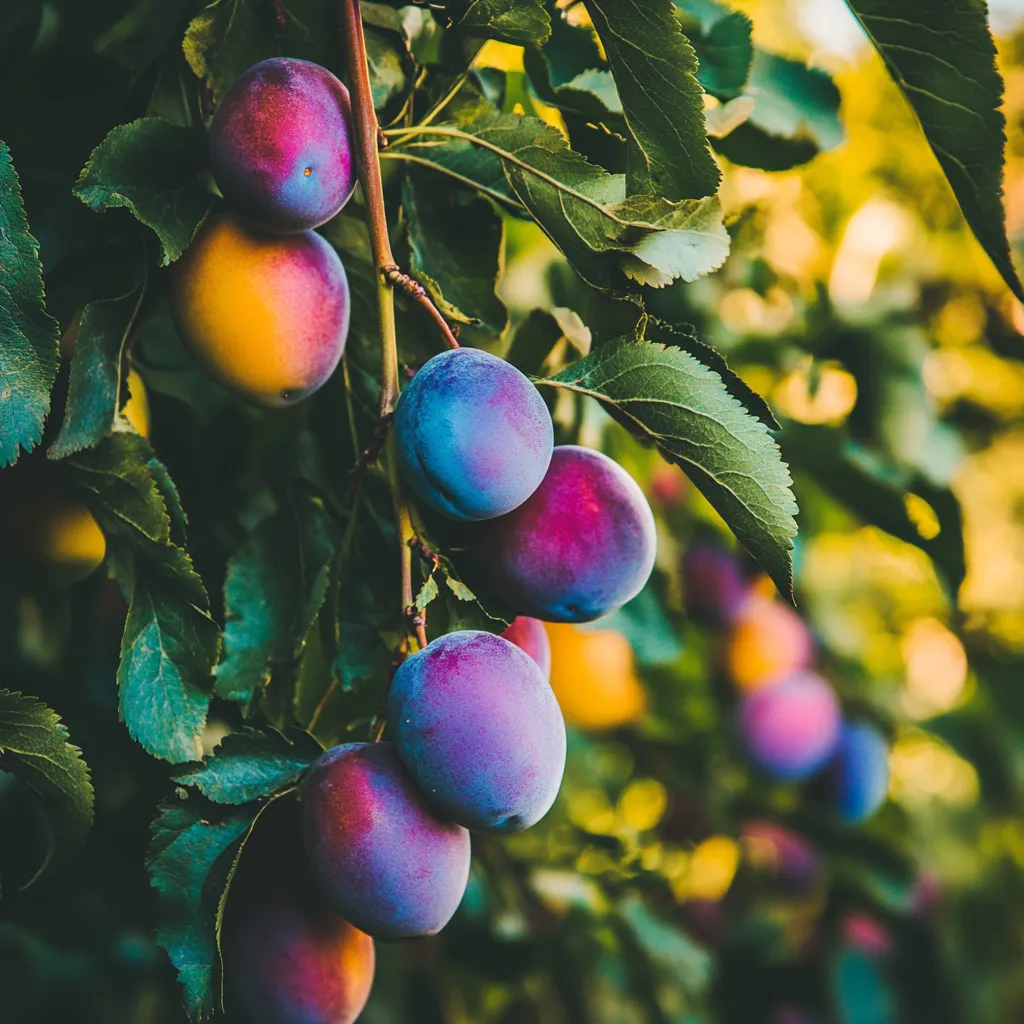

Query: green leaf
448,0,551,45
73,118,213,265
712,50,842,171
403,170,509,336
0,690,94,869
845,0,1024,303
332,620,389,693
385,97,729,294
0,142,61,467
505,308,566,376
216,492,336,708
148,795,256,1020
49,283,146,459
174,728,321,805
68,434,219,763
782,422,965,595
416,570,440,612
677,0,753,101
541,333,798,598
183,0,406,109
582,0,720,200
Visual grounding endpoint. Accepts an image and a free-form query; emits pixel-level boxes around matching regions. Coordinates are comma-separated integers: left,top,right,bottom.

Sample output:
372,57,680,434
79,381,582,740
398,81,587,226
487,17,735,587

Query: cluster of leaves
0,0,1023,1021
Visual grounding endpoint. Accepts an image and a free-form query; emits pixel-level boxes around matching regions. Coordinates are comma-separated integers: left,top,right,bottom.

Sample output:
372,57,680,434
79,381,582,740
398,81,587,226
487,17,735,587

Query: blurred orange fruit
725,597,813,692
545,622,646,730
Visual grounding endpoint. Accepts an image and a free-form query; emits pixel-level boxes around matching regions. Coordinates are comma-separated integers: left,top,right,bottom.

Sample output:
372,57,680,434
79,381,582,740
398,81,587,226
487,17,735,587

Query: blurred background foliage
4,0,1024,1022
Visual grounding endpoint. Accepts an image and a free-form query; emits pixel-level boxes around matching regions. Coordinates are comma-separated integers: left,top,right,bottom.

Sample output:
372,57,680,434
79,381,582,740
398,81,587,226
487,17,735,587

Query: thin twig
384,264,461,350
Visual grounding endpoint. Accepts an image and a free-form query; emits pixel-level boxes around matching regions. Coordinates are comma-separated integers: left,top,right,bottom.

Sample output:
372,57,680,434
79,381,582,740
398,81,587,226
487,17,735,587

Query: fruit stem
341,0,427,671
384,264,460,350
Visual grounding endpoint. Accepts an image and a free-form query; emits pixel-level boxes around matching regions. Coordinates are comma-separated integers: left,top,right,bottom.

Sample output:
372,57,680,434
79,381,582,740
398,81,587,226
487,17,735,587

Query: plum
737,671,840,781
395,348,553,520
501,616,551,677
725,597,813,692
171,212,349,407
389,630,566,832
478,446,656,622
682,544,750,625
221,798,374,1024
829,721,889,824
211,58,356,234
301,742,470,939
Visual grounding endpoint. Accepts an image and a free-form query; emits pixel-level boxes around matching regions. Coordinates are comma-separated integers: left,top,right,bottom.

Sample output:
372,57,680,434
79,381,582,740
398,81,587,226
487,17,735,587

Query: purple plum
395,348,554,520
478,446,657,622
682,544,750,625
829,720,890,824
501,616,552,677
389,630,566,832
301,742,470,939
737,671,841,781
211,58,357,234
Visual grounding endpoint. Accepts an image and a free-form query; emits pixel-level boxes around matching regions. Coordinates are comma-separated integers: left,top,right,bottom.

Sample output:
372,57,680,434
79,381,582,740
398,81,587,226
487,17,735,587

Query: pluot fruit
301,742,470,939
171,212,349,407
725,596,813,692
395,348,554,520
737,671,841,781
478,445,656,622
545,622,646,730
682,544,749,625
501,616,551,677
829,720,890,824
390,631,566,832
222,802,374,1024
211,58,357,234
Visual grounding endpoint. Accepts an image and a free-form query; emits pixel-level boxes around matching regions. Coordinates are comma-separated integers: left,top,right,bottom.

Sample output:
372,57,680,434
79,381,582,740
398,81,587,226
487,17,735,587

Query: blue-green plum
394,348,554,520
830,721,890,824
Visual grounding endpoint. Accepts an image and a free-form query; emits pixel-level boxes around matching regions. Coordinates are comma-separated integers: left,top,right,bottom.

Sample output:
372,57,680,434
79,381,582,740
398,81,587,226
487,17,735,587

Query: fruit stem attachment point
383,264,461,351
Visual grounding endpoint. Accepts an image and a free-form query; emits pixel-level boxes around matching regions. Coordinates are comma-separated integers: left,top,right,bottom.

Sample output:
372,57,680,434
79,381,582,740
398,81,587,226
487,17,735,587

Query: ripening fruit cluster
172,58,356,407
192,59,661,1024
682,544,890,824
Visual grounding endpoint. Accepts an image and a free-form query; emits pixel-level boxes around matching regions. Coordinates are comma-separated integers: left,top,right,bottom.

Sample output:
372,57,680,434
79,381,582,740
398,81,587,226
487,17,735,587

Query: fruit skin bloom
390,630,566,832
210,58,357,234
479,446,657,623
301,742,471,940
171,213,350,408
395,348,554,521
737,671,841,781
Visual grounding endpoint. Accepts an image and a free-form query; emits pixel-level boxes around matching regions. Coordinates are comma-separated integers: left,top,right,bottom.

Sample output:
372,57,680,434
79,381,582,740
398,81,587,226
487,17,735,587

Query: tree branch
384,264,461,350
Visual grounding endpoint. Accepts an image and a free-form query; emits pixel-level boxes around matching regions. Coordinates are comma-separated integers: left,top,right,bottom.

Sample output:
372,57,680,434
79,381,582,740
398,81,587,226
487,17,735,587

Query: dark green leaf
582,0,720,200
0,142,61,467
333,620,389,693
403,170,509,336
448,0,550,45
73,118,213,265
505,308,565,376
0,690,94,867
385,96,729,294
69,433,219,763
184,0,406,109
712,50,842,171
174,728,320,805
541,334,798,598
216,492,336,708
49,283,146,459
677,0,753,100
783,422,965,595
845,0,1024,303
148,795,256,1020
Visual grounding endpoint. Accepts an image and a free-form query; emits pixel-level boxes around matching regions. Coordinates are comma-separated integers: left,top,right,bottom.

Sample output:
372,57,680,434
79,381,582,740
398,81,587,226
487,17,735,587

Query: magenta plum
501,616,551,678
682,544,750,625
211,58,356,234
301,742,471,939
395,348,554,520
478,446,657,622
829,721,890,824
737,671,841,781
222,876,374,1024
389,630,566,832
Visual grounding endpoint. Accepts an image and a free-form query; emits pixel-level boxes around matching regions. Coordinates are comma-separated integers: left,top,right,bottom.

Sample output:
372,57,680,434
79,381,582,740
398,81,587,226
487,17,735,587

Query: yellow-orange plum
171,213,349,407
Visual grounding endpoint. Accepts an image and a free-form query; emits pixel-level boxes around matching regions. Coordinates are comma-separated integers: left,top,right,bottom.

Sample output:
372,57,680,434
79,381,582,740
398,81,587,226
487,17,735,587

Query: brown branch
384,264,461,351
